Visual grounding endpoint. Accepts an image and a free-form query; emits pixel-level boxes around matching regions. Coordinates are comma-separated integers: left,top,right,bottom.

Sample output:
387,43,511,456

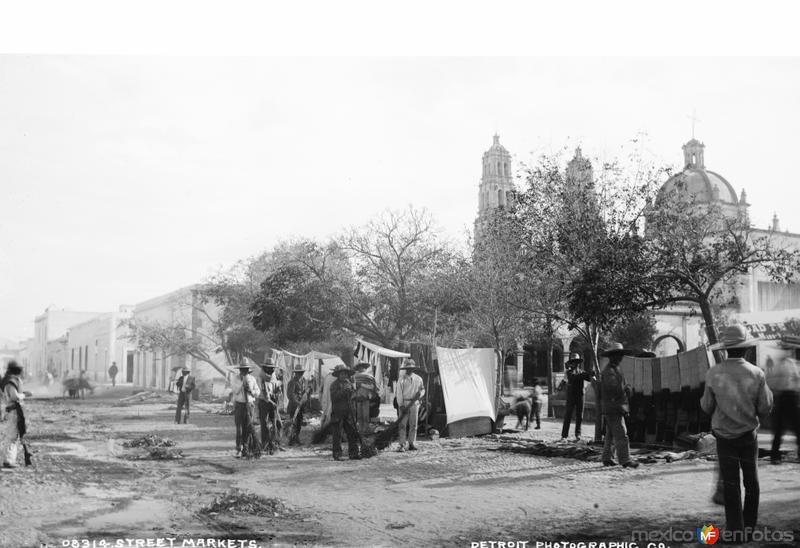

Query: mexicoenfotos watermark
631,524,796,545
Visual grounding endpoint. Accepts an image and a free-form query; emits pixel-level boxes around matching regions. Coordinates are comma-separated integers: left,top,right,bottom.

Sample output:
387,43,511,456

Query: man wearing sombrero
329,364,361,461
256,357,282,455
701,324,773,540
231,361,261,458
599,342,638,468
396,358,425,452
561,352,595,441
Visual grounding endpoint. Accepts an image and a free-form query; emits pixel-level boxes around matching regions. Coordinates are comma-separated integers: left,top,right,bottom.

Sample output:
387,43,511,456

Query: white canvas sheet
436,347,497,424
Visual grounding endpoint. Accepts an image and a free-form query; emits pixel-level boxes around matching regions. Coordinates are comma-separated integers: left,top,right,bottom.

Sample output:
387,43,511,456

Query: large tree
250,207,455,349
646,184,800,349
510,149,666,372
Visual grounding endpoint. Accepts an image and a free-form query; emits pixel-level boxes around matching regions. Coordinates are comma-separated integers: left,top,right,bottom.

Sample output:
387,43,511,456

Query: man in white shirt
231,362,261,458
395,359,425,452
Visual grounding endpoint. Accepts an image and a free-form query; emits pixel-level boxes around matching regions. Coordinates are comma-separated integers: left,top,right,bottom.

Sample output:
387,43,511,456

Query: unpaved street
2,386,798,548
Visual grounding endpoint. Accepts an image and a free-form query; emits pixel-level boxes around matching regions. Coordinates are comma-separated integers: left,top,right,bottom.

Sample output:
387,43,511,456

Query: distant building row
16,285,226,393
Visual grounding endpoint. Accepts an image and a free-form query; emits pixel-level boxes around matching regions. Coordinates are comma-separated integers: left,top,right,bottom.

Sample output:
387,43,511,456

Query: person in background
353,362,382,458
108,361,119,387
329,365,360,461
766,342,800,464
532,381,544,430
0,361,25,468
599,342,639,469
561,353,595,441
231,362,261,458
174,366,195,424
286,364,311,446
257,358,282,455
395,359,425,452
701,325,773,542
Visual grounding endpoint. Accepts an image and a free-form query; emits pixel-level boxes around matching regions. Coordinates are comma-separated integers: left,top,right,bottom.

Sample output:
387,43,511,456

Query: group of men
559,325,798,542
224,356,414,461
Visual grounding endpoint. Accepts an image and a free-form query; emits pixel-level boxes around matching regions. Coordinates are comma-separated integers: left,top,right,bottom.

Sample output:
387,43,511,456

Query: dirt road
1,386,798,548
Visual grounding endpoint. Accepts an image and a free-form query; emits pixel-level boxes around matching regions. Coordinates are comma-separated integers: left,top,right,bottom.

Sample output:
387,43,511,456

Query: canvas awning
436,347,497,424
354,339,411,359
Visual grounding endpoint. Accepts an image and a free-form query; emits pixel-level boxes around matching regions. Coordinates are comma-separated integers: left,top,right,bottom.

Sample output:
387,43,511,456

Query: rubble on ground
200,489,295,518
122,434,176,448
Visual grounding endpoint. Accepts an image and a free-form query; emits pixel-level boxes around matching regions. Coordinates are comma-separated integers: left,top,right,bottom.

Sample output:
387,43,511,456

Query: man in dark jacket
286,364,310,446
599,342,638,468
329,365,360,461
353,362,382,458
561,353,595,440
174,366,196,424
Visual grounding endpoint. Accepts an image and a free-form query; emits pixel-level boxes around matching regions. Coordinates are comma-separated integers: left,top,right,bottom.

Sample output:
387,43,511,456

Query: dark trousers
234,402,258,455
175,392,190,423
331,414,359,459
258,399,280,452
562,395,584,438
286,401,304,444
716,430,759,535
533,401,542,428
771,391,800,460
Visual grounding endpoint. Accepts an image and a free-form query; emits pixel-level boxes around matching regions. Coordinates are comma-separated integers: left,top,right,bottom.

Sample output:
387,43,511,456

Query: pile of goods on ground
200,489,296,518
486,433,718,464
120,434,183,460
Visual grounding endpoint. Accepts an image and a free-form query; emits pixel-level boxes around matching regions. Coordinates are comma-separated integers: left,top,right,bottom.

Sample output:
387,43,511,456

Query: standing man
286,364,311,446
353,362,382,458
108,362,119,387
767,341,800,464
257,358,282,455
0,362,25,468
561,353,595,441
231,362,261,458
329,365,360,460
395,359,425,452
599,342,639,469
702,325,773,541
174,366,196,424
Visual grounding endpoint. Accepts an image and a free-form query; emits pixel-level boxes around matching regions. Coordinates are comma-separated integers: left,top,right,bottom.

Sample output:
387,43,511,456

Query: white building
66,305,134,383
31,307,105,378
130,285,227,393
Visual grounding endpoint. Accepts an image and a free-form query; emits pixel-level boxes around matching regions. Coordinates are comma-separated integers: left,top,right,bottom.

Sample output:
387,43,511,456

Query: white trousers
397,402,419,447
1,410,20,464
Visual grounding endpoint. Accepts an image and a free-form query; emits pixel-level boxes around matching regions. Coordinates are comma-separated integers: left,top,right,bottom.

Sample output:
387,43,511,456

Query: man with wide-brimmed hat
766,337,800,465
174,365,196,424
353,362,382,458
285,363,311,446
396,358,425,452
257,357,282,455
231,360,261,458
599,342,638,469
329,364,360,460
701,324,773,540
561,352,595,441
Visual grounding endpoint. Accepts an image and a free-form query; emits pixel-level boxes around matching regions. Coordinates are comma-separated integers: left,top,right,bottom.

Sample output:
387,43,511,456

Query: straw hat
399,358,418,370
709,324,757,351
601,342,627,357
565,353,583,365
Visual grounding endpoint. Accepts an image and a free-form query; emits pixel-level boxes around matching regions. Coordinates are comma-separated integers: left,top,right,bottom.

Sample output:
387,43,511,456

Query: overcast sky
1,56,799,340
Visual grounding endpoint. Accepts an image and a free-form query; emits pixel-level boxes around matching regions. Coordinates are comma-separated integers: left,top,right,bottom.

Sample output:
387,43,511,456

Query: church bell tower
476,134,515,223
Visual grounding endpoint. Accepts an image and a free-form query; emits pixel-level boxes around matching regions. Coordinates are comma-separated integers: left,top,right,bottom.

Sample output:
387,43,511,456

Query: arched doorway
653,334,685,356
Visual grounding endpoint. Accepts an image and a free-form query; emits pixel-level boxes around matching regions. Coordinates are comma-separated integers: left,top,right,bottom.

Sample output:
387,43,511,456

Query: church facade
474,134,800,384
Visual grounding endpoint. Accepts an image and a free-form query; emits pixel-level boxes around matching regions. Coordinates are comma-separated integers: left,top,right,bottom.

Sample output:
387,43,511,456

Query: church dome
657,138,739,205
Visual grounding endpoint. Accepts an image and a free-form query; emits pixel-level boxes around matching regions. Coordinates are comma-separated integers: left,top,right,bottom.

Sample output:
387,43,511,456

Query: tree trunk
494,347,504,407
587,326,603,442
699,297,724,364
546,339,554,418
